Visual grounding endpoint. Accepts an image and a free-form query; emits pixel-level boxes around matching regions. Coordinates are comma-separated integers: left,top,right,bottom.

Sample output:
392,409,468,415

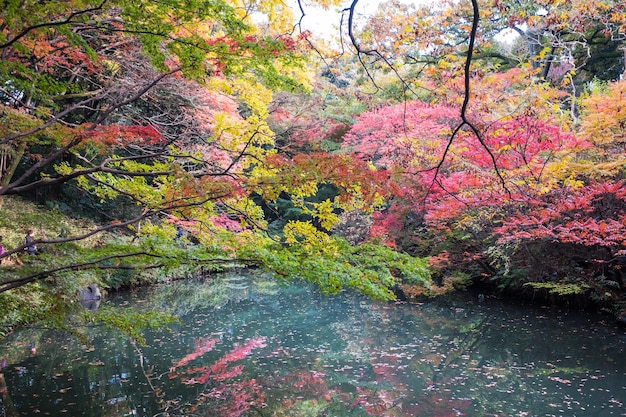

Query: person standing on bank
25,229,37,255
0,236,5,264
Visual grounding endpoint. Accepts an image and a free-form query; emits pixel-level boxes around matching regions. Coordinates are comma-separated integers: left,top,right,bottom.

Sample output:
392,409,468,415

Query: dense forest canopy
1,0,626,336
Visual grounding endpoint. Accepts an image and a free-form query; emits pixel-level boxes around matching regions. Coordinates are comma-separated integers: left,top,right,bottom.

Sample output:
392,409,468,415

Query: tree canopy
1,0,626,337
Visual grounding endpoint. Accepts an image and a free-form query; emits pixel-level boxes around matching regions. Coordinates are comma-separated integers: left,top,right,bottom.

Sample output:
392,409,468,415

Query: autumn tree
0,0,435,337
488,79,626,301
339,84,599,290
0,0,304,259
576,78,626,177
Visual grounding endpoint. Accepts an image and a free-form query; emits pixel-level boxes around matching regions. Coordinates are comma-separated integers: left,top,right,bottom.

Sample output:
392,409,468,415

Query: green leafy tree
0,0,433,337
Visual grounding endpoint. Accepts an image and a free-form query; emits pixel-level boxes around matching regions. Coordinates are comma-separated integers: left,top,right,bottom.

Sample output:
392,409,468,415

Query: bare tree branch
342,0,420,98
0,1,108,49
422,0,508,196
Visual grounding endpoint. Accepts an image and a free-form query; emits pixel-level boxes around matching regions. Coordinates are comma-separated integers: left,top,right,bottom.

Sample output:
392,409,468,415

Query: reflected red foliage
171,337,218,369
169,336,267,417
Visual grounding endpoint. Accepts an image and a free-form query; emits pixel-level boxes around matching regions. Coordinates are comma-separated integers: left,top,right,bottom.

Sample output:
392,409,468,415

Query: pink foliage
176,336,267,385
170,336,268,417
210,213,243,231
343,100,595,244
202,378,265,417
171,337,218,369
369,211,403,247
83,124,164,147
343,101,460,169
221,337,268,361
479,115,587,170
182,81,248,172
496,182,626,248
421,114,589,228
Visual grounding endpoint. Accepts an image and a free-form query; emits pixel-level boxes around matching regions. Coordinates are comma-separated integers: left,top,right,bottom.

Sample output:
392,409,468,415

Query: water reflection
1,271,625,416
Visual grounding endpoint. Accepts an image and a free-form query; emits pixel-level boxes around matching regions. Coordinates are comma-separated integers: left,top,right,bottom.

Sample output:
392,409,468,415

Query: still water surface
1,271,625,417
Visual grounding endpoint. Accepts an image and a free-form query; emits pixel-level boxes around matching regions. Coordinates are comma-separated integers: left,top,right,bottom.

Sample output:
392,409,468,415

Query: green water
1,271,625,417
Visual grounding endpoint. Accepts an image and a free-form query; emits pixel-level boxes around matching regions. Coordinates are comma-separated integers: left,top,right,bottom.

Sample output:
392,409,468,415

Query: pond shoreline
393,273,626,328
2,271,625,417
104,267,626,330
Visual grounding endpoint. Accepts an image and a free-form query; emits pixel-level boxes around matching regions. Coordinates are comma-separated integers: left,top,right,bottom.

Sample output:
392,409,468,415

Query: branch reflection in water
1,270,625,416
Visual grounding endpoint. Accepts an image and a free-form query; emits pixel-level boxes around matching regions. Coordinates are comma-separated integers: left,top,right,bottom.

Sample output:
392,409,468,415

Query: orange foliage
81,125,164,151
579,80,626,147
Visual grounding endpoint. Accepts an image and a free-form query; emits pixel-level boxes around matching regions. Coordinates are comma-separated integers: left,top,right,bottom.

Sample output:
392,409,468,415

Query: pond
1,270,625,417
